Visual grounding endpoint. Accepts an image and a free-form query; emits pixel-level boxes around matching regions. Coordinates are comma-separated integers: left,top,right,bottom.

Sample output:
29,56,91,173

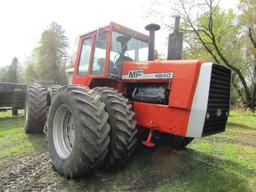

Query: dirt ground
0,111,255,192
0,133,182,192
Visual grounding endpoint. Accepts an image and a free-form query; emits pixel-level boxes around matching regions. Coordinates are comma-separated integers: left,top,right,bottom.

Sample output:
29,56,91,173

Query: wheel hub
53,104,75,159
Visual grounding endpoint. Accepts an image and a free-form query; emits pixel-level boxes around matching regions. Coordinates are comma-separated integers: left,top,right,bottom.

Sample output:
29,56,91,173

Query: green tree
0,66,8,82
23,22,69,84
6,57,19,83
0,57,19,83
239,0,256,110
23,55,38,84
146,0,255,111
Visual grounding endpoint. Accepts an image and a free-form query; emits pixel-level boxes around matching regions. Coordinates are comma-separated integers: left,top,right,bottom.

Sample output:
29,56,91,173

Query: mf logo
128,70,143,79
122,70,173,80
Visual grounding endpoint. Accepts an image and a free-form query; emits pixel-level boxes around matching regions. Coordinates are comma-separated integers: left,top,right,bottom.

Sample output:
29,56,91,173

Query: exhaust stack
167,16,183,60
145,23,160,61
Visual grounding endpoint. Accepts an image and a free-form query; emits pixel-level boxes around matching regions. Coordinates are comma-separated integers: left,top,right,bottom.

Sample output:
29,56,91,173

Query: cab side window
78,38,92,74
92,32,107,74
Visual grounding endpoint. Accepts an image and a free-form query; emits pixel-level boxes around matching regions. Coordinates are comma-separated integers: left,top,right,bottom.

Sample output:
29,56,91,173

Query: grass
0,110,255,191
0,111,47,164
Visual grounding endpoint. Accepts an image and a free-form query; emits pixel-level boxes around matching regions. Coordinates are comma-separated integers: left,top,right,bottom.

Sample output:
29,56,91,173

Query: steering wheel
114,52,131,64
113,53,120,65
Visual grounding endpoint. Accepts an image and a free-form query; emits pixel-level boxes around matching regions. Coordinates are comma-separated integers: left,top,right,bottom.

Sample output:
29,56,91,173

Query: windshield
109,31,148,78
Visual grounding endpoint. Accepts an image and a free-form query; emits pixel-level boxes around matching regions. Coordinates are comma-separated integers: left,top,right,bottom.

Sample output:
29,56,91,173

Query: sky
0,0,238,67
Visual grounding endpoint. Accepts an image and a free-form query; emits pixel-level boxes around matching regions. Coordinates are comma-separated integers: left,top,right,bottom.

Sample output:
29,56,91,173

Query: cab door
72,34,94,86
91,30,108,77
73,30,109,86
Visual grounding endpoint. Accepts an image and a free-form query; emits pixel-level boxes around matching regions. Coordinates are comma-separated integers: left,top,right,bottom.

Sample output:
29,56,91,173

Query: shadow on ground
228,122,255,131
26,133,49,153
61,144,252,192
18,116,254,192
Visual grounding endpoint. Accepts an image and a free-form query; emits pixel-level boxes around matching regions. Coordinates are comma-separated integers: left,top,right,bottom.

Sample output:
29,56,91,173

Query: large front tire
47,86,110,178
24,84,47,133
93,87,137,168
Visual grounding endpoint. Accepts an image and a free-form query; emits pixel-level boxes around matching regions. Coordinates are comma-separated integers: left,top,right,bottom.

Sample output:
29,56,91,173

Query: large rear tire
24,84,47,133
47,85,110,178
47,85,62,106
93,87,137,168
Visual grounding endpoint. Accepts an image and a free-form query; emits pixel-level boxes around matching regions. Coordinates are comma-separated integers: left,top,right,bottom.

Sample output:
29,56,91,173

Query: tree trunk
251,64,256,112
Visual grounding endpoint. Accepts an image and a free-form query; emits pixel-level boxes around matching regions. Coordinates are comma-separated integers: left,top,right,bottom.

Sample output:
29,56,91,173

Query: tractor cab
73,22,149,85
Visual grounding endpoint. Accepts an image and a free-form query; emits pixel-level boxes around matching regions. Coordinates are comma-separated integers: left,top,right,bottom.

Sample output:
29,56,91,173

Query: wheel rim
25,95,29,124
53,104,75,159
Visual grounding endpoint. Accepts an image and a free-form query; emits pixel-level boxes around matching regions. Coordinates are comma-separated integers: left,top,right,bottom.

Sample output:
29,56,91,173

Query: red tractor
24,19,231,178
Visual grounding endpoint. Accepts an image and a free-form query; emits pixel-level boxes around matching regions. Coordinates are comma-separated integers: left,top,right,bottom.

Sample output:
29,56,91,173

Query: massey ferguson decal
122,70,173,80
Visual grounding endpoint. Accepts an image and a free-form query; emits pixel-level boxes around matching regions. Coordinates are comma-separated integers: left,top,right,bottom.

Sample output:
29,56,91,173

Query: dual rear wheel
25,84,192,178
47,86,137,177
25,85,137,177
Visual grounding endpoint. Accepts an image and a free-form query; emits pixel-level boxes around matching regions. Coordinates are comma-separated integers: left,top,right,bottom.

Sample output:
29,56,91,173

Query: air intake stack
145,23,160,61
167,16,183,60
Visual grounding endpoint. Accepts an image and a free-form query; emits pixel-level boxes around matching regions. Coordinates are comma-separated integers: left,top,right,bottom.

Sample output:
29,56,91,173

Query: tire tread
93,87,137,168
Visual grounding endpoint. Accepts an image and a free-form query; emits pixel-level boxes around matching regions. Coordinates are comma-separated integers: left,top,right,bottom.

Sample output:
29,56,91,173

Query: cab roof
80,22,148,42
